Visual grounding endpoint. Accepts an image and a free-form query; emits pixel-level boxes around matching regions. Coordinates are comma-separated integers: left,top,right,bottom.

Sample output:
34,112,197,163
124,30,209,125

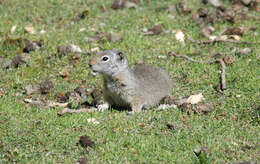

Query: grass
0,0,259,163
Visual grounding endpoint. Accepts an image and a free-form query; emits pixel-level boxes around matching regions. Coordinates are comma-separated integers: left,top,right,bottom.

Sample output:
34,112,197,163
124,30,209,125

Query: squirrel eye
102,56,109,61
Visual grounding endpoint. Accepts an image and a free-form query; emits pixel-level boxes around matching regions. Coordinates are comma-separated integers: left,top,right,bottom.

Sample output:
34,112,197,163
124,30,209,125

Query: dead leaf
139,123,145,128
2,53,30,69
57,44,82,55
77,158,88,164
111,0,125,9
124,1,137,8
193,146,209,157
157,104,177,110
223,27,244,36
0,91,6,97
176,1,191,15
12,53,30,68
179,103,192,114
25,84,40,95
200,25,215,38
11,25,17,33
0,56,3,65
142,24,163,35
175,30,185,43
24,25,36,34
70,44,82,53
166,122,177,130
111,0,137,9
160,96,176,105
158,55,167,59
197,8,208,18
79,135,95,148
59,69,69,78
196,103,214,114
23,40,43,53
186,93,204,104
78,10,89,20
155,5,175,13
224,55,235,65
39,80,54,94
87,118,100,125
90,47,100,52
208,0,221,7
39,29,46,34
100,5,107,12
235,48,251,56
84,32,105,42
106,33,124,42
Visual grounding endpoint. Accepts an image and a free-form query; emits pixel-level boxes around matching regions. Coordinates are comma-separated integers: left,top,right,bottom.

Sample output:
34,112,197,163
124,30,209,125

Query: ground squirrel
89,49,173,113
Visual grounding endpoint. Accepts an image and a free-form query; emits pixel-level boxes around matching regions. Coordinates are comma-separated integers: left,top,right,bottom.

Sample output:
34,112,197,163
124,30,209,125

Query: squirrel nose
88,63,92,68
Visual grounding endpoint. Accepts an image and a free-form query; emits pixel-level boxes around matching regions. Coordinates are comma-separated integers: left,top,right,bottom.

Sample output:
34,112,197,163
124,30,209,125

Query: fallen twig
187,36,258,45
216,58,226,90
58,107,98,116
168,51,227,91
168,52,215,64
24,98,68,108
199,39,258,45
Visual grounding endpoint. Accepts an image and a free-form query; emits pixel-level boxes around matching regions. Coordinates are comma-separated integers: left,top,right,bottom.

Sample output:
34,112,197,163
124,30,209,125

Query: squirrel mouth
91,70,98,76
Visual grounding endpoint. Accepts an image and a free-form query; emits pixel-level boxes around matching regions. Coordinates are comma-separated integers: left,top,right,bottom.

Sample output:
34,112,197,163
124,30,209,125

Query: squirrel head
89,49,129,76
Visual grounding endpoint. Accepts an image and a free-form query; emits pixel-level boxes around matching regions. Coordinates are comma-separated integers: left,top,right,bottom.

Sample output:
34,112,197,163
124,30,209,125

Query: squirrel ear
118,52,124,60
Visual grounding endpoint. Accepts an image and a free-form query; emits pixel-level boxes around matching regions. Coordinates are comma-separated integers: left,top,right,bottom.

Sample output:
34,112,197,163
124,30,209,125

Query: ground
0,0,259,163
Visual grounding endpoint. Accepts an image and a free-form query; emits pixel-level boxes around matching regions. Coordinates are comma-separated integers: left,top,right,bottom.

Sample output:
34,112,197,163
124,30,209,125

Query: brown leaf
125,1,138,8
208,0,221,7
142,24,163,35
56,92,67,103
77,157,88,164
139,123,145,128
90,89,102,99
160,96,176,105
197,8,208,18
78,10,89,20
224,55,235,65
0,56,3,64
25,84,40,95
111,0,125,9
193,146,209,157
57,45,72,55
166,122,177,130
57,44,82,55
59,69,69,78
84,32,105,42
200,25,215,38
74,85,88,98
235,48,251,56
111,0,137,9
0,91,6,97
79,135,95,148
11,54,29,68
179,103,192,113
196,103,214,114
24,25,36,34
223,27,244,36
106,33,124,42
23,40,43,53
155,5,176,13
186,93,204,104
39,80,54,94
176,1,191,15
2,54,30,69
99,5,107,12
